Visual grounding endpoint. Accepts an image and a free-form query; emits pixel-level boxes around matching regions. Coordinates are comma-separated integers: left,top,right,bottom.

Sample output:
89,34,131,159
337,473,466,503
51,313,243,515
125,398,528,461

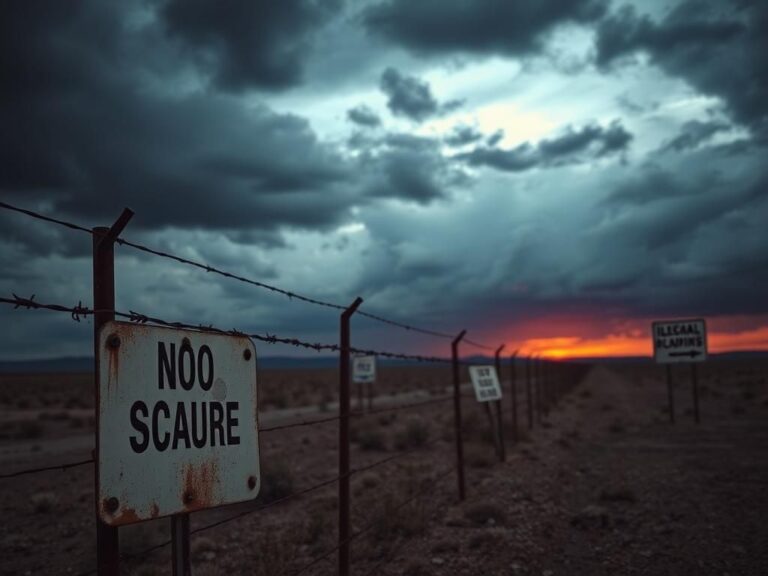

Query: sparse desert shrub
17,420,43,439
465,445,494,469
394,416,429,450
370,492,427,542
468,529,504,549
258,461,295,503
402,559,431,576
378,412,397,427
358,426,387,451
464,501,505,526
38,410,69,421
191,536,218,561
360,473,379,490
303,507,333,547
431,539,459,554
30,492,57,514
250,530,295,576
599,487,637,503
608,419,626,434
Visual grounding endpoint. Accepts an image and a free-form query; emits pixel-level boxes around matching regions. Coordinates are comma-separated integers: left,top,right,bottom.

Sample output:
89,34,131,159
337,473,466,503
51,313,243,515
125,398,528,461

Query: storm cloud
2,0,767,360
365,0,606,56
460,121,632,172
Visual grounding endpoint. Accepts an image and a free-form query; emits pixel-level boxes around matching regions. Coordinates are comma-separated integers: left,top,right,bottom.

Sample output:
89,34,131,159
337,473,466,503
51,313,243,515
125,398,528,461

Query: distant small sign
652,319,707,364
352,355,376,384
469,365,502,402
97,321,260,526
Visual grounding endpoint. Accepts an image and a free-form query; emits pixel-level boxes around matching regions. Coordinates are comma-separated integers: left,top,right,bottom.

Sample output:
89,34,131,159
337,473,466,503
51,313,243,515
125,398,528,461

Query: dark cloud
460,121,632,172
596,2,768,132
357,133,468,204
659,120,729,152
365,0,606,57
161,0,340,91
347,105,382,128
461,143,540,173
444,125,484,147
0,0,355,248
379,68,439,122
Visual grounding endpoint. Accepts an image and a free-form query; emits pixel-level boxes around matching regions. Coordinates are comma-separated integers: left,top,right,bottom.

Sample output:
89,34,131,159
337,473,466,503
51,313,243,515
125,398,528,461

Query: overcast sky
2,0,767,360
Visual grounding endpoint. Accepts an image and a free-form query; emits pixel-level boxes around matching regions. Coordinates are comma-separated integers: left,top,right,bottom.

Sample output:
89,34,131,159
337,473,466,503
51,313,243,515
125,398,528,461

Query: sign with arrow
652,319,707,364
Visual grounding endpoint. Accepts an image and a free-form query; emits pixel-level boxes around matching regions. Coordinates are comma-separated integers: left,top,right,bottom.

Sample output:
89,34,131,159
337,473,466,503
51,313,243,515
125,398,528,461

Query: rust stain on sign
107,340,119,393
103,505,142,526
181,460,220,512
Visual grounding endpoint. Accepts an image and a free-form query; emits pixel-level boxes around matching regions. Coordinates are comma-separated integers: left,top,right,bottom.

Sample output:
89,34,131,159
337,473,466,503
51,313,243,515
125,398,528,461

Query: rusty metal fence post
526,355,533,430
666,364,675,424
93,209,133,576
172,514,191,576
509,351,518,443
494,345,506,462
452,330,467,501
338,297,363,576
691,363,700,424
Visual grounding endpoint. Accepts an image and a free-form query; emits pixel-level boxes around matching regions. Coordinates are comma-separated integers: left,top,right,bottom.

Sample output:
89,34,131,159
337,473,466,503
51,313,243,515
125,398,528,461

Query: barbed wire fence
0,201,589,575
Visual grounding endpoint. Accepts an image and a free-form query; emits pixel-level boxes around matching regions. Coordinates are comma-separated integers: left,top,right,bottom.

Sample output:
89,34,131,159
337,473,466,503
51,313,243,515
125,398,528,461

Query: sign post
652,319,707,423
469,365,504,458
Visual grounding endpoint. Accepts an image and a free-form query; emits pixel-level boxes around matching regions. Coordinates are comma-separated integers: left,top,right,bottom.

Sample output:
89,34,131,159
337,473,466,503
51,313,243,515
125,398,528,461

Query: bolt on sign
352,355,376,384
652,319,708,364
468,365,503,402
97,321,260,526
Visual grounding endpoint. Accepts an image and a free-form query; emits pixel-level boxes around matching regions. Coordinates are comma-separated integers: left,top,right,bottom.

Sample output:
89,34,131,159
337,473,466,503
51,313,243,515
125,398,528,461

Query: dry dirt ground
1,359,766,575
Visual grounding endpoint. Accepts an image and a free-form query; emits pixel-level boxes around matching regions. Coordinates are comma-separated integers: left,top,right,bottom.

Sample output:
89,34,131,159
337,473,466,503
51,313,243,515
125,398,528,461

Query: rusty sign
97,321,260,526
652,318,707,364
352,355,376,384
469,365,502,402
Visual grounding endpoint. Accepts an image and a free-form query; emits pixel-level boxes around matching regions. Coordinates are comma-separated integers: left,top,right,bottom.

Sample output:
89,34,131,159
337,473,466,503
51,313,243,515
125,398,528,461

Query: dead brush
393,415,430,450
258,460,295,503
29,491,57,514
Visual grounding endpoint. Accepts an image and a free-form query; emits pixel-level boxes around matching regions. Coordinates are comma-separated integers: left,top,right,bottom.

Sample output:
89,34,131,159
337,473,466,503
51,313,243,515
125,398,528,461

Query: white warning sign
652,319,708,364
97,321,260,526
469,365,502,402
352,355,376,384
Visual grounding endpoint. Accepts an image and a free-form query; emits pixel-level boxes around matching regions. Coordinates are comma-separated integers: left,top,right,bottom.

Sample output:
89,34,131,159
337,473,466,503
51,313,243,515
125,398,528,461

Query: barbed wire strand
0,458,94,480
0,201,501,345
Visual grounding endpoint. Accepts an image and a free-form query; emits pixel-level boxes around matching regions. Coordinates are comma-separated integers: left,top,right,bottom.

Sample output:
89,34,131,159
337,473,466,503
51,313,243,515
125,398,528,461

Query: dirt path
381,363,768,576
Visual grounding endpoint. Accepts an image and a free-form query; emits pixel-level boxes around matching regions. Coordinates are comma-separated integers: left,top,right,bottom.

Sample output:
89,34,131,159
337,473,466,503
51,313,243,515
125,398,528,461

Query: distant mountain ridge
1,351,766,374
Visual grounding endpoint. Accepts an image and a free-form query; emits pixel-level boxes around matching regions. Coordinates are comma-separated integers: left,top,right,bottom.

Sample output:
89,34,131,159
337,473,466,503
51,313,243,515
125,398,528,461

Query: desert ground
1,359,767,575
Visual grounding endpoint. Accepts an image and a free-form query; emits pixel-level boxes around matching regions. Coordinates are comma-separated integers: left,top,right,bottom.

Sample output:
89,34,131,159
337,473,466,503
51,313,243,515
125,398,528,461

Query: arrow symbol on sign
669,350,702,358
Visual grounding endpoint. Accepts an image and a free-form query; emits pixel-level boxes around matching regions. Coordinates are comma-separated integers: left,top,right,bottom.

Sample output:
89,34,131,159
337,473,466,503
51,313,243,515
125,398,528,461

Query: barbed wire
0,292,459,364
0,201,499,346
0,458,94,480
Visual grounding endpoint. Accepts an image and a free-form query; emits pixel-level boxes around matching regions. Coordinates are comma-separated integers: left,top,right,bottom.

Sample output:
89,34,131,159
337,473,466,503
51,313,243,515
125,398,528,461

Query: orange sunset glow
496,315,768,360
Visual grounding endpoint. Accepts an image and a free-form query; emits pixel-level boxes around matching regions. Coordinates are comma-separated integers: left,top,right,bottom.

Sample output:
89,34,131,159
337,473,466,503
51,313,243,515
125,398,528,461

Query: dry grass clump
464,501,505,526
394,415,430,450
17,420,43,439
30,491,57,514
465,444,495,469
258,460,295,503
